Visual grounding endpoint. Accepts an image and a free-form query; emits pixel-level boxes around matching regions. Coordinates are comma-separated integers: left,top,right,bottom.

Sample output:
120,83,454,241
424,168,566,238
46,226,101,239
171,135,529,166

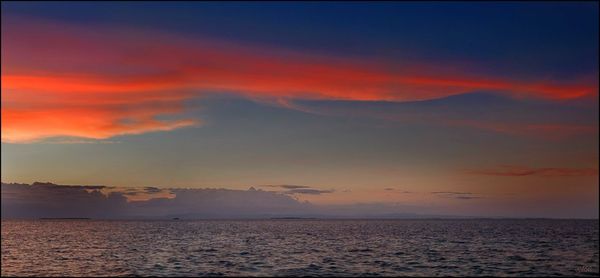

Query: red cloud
469,165,599,177
2,16,597,142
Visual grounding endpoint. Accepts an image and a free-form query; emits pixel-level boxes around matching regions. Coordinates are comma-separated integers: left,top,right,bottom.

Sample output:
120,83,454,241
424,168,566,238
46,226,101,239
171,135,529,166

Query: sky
1,2,598,218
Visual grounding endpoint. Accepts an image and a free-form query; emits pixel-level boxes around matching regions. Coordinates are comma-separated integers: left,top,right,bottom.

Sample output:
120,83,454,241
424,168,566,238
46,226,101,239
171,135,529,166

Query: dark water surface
1,219,598,277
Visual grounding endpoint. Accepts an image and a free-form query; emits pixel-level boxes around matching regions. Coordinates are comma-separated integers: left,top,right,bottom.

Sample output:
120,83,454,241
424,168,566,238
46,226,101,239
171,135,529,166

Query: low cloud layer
258,184,334,195
384,188,414,193
2,182,597,219
283,188,335,195
260,184,311,190
430,192,482,200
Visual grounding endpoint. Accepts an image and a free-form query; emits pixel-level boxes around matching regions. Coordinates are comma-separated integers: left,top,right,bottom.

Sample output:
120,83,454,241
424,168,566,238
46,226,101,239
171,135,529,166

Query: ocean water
1,219,598,277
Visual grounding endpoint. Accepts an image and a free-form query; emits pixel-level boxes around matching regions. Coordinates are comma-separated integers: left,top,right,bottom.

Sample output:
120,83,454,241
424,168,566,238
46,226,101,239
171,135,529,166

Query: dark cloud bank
1,182,436,219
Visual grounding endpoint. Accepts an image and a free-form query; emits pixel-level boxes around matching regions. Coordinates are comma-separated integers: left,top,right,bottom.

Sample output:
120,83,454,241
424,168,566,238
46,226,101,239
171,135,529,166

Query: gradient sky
1,2,598,218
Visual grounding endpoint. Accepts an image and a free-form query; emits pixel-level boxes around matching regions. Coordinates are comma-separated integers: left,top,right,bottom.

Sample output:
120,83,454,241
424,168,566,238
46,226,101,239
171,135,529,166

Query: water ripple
1,219,598,277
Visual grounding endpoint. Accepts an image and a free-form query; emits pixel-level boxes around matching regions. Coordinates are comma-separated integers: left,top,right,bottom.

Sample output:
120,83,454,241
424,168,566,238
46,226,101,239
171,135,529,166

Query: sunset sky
1,2,598,218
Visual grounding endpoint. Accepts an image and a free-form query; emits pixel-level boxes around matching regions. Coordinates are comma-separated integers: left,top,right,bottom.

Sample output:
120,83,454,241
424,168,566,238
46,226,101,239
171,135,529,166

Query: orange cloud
469,165,599,177
1,16,597,142
2,106,198,143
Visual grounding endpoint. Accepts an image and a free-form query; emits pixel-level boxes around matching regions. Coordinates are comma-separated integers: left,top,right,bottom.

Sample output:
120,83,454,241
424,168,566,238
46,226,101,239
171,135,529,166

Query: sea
1,219,598,277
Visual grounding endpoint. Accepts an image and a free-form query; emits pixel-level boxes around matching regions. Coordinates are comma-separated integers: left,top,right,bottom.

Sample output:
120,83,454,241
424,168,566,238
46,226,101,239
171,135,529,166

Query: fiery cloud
2,16,597,142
